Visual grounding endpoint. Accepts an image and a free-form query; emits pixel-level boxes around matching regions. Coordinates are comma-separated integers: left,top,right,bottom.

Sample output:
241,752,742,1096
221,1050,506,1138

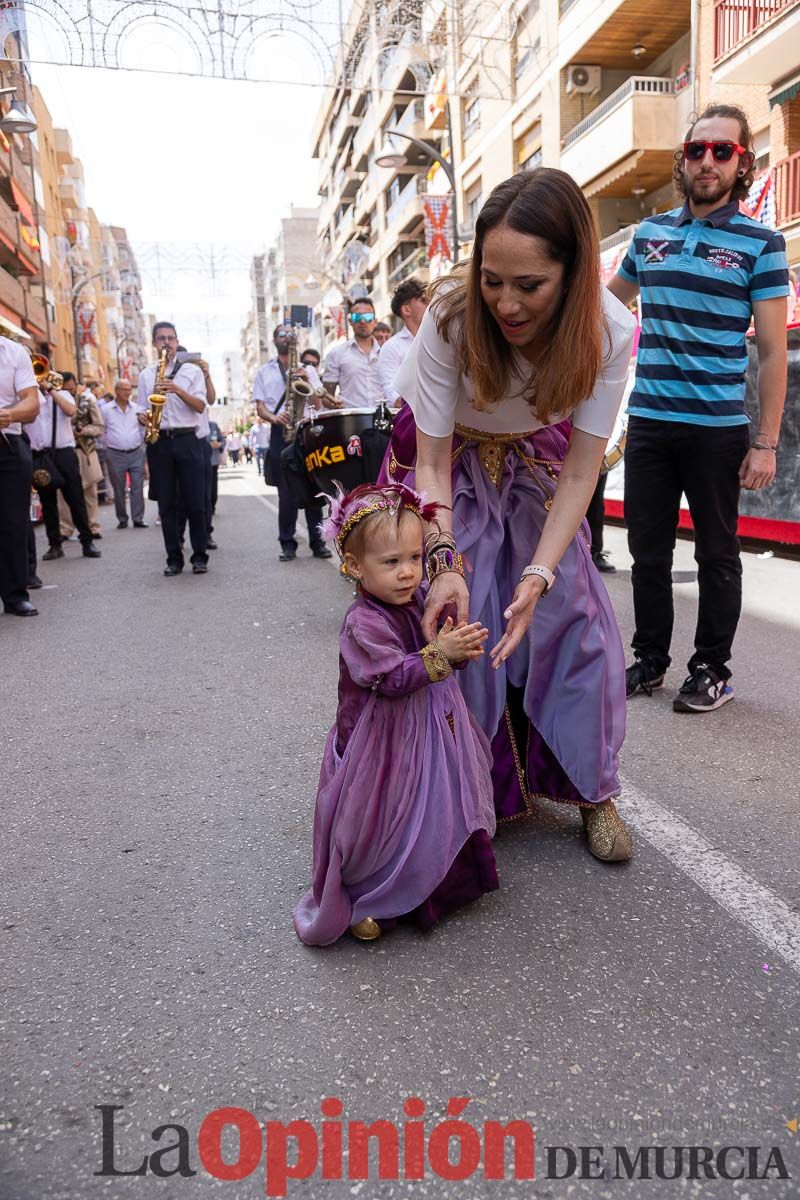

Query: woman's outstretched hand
422,571,470,642
489,577,545,670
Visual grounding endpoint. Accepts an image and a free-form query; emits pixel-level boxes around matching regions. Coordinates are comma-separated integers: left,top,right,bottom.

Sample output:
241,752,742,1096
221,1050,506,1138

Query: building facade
312,0,800,337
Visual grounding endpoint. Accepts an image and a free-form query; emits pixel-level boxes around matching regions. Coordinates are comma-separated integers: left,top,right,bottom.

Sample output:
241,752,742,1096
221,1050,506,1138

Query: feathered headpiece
322,482,442,565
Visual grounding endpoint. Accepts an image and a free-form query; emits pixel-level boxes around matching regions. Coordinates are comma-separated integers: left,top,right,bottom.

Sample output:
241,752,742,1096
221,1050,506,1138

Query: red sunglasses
684,140,747,163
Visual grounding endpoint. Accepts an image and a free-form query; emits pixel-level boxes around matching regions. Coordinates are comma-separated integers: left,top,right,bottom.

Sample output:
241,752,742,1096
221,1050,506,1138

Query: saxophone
145,349,168,444
73,391,97,456
285,332,314,440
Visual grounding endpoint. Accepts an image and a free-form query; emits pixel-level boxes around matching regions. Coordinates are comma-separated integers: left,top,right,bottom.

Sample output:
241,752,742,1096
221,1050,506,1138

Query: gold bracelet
419,641,453,682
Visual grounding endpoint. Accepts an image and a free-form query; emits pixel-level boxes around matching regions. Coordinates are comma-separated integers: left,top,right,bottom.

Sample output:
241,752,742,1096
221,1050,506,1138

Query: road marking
619,780,800,974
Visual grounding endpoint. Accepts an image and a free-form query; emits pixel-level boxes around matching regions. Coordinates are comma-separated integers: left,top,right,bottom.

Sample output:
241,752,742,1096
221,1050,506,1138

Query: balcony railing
563,76,675,150
0,266,25,316
775,150,800,227
388,244,427,285
714,0,799,59
599,224,637,255
386,174,427,228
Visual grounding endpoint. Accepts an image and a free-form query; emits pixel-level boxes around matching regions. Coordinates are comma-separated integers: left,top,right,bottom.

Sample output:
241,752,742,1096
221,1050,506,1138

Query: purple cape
293,590,497,946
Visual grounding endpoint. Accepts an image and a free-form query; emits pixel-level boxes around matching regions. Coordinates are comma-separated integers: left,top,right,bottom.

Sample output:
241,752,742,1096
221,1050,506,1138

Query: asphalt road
1,462,799,1200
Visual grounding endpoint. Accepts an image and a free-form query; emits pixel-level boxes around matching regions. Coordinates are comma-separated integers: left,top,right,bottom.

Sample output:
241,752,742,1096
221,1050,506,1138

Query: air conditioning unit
566,65,601,95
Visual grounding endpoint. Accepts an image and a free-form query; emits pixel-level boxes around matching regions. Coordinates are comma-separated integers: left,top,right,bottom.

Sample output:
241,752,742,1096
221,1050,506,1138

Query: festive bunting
740,168,776,229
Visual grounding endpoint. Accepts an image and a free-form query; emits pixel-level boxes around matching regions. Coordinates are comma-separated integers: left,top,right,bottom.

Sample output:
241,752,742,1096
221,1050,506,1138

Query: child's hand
436,617,489,664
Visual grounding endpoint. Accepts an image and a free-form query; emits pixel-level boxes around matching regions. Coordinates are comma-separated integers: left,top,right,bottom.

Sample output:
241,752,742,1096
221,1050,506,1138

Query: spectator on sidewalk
609,103,788,712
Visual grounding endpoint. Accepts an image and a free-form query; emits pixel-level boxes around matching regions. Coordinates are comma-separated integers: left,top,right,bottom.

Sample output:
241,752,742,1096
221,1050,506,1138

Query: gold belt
453,422,553,489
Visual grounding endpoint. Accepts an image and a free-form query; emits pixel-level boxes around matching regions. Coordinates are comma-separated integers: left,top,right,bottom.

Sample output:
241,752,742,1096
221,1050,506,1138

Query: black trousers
177,441,213,540
0,434,33,605
147,433,208,566
586,472,608,556
269,424,325,552
37,446,93,548
624,416,750,678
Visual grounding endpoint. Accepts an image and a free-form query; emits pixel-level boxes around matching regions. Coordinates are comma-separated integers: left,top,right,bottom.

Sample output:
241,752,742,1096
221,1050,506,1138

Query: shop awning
770,70,800,108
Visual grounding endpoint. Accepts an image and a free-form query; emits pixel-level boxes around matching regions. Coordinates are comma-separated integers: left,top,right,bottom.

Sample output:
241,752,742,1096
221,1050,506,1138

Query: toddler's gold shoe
349,917,382,941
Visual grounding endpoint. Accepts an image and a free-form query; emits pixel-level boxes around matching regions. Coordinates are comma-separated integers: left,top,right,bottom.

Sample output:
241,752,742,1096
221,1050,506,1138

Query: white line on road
225,472,800,972
619,780,800,973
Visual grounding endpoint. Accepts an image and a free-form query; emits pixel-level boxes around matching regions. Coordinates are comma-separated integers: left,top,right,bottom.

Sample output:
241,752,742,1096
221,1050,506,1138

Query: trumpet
31,352,64,391
145,349,168,444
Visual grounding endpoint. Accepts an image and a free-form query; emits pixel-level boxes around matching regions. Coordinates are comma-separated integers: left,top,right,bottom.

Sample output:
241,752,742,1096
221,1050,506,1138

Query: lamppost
374,120,460,265
70,269,107,385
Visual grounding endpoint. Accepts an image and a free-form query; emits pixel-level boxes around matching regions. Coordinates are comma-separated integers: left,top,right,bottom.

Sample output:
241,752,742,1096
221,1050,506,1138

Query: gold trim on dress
419,641,453,682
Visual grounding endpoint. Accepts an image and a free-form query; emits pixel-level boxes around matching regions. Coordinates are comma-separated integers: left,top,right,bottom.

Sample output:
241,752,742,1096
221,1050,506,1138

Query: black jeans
586,472,608,556
624,416,750,679
0,434,33,605
37,446,93,548
147,432,208,566
269,424,325,552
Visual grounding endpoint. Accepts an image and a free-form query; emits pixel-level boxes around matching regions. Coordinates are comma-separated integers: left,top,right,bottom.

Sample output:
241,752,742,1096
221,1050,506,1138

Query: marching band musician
0,332,40,617
137,321,209,577
253,324,332,563
56,372,105,541
28,373,102,565
321,298,383,411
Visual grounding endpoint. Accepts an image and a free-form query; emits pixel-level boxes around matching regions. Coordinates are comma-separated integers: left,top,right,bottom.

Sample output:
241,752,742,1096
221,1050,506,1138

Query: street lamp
374,127,459,263
0,87,37,135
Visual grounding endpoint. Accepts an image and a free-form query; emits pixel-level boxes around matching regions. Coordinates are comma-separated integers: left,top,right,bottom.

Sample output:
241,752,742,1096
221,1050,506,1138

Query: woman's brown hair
431,168,605,423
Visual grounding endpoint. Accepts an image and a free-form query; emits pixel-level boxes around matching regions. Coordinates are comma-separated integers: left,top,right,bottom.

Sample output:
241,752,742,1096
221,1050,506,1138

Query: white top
195,404,210,439
251,423,270,448
377,325,414,405
99,399,145,450
136,360,207,430
227,432,243,450
0,336,37,435
253,358,323,418
394,287,637,439
27,389,76,451
322,338,382,409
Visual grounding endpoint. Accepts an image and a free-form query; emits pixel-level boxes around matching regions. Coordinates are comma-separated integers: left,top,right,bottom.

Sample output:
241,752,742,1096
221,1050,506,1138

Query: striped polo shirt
619,201,789,426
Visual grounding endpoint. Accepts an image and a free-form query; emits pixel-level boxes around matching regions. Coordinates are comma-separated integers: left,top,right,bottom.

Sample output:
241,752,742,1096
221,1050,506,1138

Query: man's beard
686,172,732,206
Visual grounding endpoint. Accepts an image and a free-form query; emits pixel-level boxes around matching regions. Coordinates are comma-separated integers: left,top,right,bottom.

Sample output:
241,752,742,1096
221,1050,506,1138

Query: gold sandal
581,801,633,863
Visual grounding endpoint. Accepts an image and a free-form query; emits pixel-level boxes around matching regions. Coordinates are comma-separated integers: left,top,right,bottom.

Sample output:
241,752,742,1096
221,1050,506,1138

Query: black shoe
192,562,208,574
312,545,333,559
27,574,43,589
133,521,149,528
92,532,103,540
163,563,183,576
279,549,297,561
4,599,38,616
673,664,733,713
626,658,665,698
82,543,101,558
117,520,129,529
206,536,217,550
592,551,616,574
42,544,64,561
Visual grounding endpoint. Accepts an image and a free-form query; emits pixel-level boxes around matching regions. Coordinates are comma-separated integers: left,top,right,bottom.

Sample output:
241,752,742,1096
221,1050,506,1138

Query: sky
23,12,332,387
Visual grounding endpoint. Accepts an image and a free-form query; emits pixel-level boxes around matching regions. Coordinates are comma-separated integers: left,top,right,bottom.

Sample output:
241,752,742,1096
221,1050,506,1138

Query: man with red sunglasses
609,104,788,713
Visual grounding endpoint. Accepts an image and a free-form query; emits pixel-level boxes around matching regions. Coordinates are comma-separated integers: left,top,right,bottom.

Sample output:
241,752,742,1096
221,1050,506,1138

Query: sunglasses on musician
683,140,747,163
349,312,374,323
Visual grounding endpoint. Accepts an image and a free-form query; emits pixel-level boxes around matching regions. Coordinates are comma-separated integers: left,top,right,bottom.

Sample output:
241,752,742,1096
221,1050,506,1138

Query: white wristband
521,564,555,593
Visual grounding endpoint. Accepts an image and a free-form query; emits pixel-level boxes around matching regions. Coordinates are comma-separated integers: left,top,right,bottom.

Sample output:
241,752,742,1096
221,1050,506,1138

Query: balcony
25,290,48,337
386,174,427,235
59,176,80,209
330,104,357,156
598,224,637,255
352,111,377,172
560,76,677,198
713,0,800,82
0,193,18,250
559,0,689,71
388,244,428,286
394,98,427,141
776,150,800,227
0,266,25,317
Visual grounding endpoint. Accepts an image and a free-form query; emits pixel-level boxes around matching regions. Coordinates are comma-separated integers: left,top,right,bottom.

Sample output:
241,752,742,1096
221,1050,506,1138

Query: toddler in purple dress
293,483,499,946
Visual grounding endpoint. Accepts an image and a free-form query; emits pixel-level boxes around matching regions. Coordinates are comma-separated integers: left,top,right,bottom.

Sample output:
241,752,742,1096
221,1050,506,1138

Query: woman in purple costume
384,169,637,862
294,483,499,946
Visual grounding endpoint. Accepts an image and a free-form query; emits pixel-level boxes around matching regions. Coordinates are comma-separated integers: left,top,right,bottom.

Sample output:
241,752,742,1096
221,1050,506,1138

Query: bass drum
298,408,377,498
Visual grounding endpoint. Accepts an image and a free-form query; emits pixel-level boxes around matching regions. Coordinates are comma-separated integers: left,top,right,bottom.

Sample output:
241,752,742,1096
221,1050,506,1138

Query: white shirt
100,399,145,451
394,287,637,439
136,360,207,430
227,432,243,450
376,325,414,405
322,338,382,409
253,358,323,419
0,336,37,435
27,389,77,451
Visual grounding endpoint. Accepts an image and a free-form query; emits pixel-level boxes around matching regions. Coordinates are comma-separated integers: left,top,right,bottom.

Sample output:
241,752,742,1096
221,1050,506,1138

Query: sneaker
592,551,616,574
673,664,733,713
626,658,665,698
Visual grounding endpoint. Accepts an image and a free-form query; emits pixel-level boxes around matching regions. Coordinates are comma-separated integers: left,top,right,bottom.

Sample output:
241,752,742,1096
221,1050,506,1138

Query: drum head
299,408,378,496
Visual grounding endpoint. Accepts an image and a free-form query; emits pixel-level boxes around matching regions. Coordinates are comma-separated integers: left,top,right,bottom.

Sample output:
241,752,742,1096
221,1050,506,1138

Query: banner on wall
422,194,453,263
740,168,776,228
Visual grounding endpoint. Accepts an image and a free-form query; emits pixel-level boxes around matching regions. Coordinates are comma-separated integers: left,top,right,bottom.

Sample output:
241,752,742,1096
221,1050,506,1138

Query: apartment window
466,185,483,227
520,148,542,171
516,122,542,173
387,176,402,207
463,82,481,139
